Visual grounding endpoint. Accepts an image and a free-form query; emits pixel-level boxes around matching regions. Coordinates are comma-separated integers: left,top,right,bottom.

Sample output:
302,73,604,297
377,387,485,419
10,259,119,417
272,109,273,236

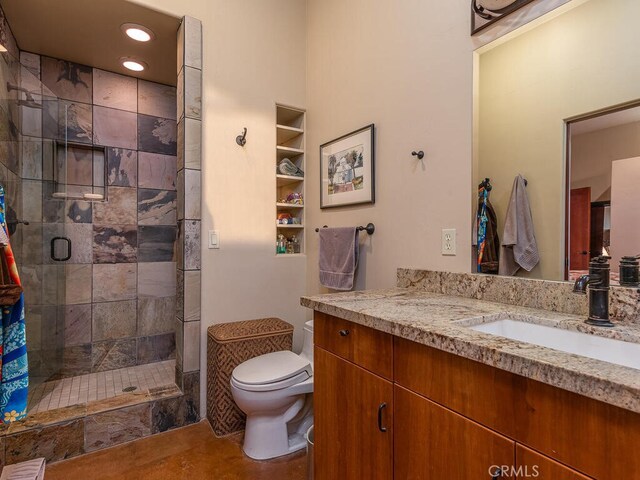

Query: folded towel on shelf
319,227,359,291
499,174,539,275
277,158,304,177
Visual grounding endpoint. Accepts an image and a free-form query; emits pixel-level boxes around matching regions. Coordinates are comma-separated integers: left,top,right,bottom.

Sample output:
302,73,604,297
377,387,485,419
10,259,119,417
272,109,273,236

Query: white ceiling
570,105,640,136
1,0,179,86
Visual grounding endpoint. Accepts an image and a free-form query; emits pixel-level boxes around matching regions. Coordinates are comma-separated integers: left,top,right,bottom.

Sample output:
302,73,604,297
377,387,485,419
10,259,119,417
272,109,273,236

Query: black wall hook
411,150,425,160
236,127,247,147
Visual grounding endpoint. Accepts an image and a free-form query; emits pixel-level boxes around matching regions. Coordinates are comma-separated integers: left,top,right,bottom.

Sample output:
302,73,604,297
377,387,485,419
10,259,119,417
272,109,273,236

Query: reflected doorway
567,102,640,283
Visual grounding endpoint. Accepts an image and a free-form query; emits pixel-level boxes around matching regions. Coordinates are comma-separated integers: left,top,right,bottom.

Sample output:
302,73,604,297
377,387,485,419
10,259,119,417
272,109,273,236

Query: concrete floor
45,420,308,480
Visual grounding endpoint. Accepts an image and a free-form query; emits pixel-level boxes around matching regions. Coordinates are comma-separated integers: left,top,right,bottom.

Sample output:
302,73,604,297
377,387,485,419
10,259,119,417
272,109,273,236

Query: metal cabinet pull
491,467,503,479
339,329,350,337
50,236,72,262
377,402,388,432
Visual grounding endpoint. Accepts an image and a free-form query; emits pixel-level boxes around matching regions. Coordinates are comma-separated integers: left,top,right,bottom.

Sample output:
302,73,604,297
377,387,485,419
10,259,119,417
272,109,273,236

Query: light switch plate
208,230,219,249
442,229,456,255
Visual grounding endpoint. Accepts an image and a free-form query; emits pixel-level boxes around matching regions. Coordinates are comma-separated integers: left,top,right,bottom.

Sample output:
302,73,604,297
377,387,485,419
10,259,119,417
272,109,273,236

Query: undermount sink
469,319,640,370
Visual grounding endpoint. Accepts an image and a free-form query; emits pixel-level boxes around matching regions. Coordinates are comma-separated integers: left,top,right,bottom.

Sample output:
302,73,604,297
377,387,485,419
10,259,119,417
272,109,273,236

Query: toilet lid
232,351,312,389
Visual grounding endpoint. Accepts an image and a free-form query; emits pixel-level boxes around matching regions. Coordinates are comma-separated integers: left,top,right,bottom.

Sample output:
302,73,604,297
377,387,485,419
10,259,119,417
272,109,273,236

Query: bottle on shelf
276,234,287,254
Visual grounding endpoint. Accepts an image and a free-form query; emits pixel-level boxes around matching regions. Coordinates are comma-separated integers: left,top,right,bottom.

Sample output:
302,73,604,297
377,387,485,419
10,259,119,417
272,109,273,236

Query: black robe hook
236,127,247,147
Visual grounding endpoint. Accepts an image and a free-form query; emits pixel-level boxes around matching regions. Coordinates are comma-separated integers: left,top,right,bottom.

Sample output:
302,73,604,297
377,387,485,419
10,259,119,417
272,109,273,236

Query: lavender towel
319,227,359,291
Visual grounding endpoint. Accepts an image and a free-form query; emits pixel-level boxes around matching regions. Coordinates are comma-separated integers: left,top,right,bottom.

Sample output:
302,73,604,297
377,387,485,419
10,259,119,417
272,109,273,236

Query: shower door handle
50,236,72,262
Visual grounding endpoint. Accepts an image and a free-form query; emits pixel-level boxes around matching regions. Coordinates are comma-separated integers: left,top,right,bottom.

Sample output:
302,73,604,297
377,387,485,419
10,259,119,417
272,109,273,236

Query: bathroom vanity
303,271,640,480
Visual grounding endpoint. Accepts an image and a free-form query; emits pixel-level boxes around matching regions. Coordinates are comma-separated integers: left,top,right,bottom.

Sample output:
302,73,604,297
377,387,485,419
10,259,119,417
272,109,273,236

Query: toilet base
286,432,306,454
242,394,313,460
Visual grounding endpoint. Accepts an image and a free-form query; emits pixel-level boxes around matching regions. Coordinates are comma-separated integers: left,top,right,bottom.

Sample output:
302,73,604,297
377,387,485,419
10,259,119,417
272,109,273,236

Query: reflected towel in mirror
499,174,539,275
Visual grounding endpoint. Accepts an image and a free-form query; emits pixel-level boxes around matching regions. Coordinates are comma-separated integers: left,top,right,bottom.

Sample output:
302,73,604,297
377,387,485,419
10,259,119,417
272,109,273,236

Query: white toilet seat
231,370,310,392
232,350,312,392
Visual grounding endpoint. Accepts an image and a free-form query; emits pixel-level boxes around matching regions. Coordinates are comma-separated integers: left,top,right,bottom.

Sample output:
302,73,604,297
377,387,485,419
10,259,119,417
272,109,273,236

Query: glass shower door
13,57,68,388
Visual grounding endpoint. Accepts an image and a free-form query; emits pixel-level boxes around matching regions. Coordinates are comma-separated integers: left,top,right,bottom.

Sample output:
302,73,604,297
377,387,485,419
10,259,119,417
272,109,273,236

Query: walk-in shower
1,39,179,416
0,1,201,463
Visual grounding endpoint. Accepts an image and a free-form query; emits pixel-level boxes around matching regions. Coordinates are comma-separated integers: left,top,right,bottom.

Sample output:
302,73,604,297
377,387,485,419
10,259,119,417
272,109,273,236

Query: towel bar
315,223,375,235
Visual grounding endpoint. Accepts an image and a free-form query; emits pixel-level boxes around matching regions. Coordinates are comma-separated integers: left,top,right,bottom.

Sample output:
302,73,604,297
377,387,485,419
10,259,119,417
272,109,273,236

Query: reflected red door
570,187,591,270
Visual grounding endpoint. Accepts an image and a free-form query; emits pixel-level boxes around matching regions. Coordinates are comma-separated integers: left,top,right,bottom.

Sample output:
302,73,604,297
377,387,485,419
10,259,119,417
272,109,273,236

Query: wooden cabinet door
394,385,515,480
516,445,592,480
314,346,393,480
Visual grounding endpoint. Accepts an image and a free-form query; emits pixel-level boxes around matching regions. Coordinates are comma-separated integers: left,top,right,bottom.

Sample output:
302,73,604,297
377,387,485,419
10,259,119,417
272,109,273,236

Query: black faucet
573,256,614,327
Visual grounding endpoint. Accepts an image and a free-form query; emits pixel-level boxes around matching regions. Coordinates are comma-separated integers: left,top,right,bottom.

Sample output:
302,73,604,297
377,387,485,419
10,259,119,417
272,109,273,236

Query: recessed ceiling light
121,23,155,42
120,57,147,72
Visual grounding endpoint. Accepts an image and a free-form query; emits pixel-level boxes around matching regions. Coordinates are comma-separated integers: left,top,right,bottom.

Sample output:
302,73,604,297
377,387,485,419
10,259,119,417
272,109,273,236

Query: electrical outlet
442,229,456,255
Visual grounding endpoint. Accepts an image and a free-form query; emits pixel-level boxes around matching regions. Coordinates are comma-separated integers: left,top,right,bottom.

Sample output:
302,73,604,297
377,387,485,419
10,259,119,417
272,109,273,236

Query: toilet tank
300,320,314,367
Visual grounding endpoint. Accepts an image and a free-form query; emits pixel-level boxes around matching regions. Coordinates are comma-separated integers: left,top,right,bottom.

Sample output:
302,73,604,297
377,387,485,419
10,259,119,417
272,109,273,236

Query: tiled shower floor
27,360,176,414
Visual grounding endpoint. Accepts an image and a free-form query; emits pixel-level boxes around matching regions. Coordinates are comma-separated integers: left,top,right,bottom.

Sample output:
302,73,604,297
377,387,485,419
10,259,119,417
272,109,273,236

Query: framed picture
471,0,537,35
320,124,375,209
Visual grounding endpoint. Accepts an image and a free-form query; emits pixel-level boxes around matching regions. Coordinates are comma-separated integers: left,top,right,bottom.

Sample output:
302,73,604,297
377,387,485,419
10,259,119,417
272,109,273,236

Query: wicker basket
207,318,294,437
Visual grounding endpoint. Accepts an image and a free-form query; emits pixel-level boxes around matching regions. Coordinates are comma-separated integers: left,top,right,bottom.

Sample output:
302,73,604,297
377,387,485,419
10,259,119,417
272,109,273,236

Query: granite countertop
301,288,640,414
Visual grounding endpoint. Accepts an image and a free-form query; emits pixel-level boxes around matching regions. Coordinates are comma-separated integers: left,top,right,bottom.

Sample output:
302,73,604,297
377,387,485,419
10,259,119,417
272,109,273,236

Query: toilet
230,320,314,460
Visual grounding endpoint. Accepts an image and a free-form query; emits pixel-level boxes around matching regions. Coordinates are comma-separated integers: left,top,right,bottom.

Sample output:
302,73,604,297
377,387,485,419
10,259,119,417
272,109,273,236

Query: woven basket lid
208,317,293,343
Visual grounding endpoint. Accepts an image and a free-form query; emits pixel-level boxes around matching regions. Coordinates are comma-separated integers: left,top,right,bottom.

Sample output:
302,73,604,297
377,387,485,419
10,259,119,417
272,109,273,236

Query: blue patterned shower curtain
0,186,28,423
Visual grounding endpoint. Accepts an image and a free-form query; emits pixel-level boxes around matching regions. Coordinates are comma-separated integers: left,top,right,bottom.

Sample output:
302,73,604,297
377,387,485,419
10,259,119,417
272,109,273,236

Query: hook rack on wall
411,150,425,160
479,177,528,191
479,177,492,191
236,127,247,147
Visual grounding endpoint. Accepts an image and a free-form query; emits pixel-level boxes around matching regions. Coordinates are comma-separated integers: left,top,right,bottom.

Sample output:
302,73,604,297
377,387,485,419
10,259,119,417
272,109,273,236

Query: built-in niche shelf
277,145,304,155
276,202,304,209
276,174,304,187
276,105,306,256
52,140,108,202
276,125,304,144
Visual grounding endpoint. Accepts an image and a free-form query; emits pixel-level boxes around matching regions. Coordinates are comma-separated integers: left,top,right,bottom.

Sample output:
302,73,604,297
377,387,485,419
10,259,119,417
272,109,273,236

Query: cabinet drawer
314,311,393,380
395,385,515,480
516,445,592,480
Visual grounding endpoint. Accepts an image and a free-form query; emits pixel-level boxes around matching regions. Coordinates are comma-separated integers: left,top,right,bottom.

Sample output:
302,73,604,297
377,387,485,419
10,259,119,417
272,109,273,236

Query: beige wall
305,0,474,295
128,0,596,417
477,0,640,281
130,0,307,416
571,121,640,202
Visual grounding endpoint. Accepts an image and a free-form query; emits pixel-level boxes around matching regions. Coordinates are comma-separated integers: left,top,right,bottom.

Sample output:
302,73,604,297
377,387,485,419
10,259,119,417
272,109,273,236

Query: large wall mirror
473,0,640,283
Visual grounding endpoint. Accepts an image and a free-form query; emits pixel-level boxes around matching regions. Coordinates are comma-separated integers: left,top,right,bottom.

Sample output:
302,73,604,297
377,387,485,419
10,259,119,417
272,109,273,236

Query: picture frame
320,124,375,209
471,0,537,35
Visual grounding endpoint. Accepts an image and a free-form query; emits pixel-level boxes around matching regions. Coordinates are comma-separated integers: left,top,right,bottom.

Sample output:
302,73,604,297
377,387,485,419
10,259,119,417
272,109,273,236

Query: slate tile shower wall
21,52,179,378
174,16,202,409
